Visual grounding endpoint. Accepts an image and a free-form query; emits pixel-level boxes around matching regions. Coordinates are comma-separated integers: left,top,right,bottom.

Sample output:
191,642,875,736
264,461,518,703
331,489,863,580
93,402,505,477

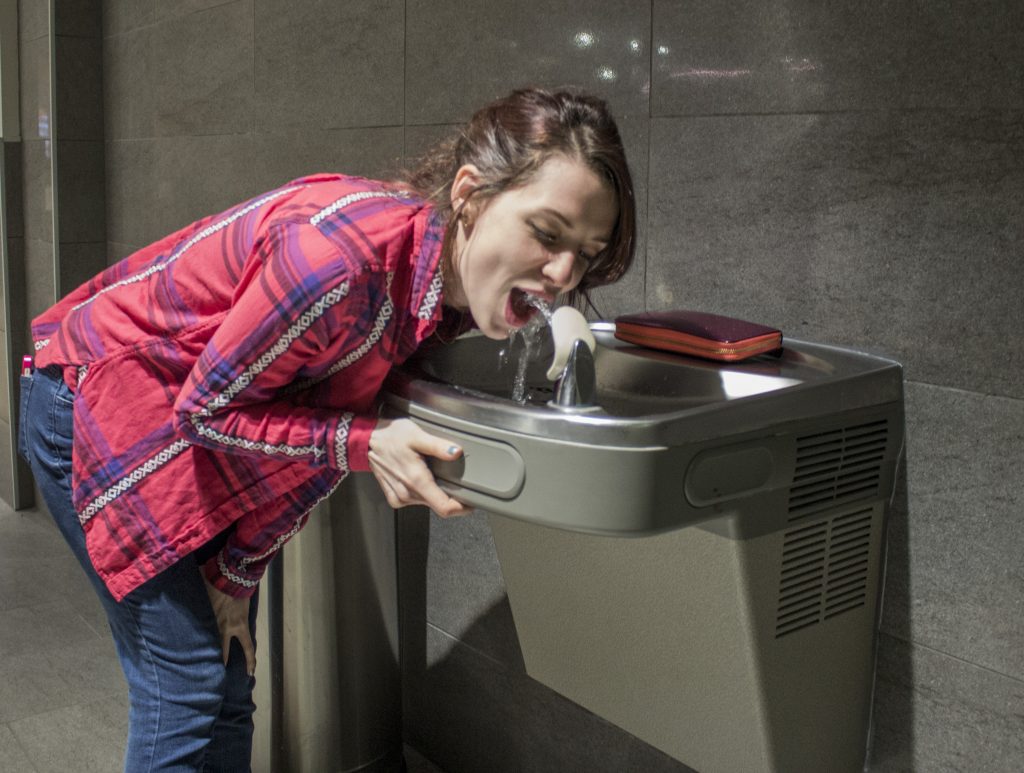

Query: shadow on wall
869,460,916,771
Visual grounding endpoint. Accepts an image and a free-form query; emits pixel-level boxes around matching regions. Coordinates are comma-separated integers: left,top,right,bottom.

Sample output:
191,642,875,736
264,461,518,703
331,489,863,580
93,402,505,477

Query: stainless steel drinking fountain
383,322,905,773
255,322,904,773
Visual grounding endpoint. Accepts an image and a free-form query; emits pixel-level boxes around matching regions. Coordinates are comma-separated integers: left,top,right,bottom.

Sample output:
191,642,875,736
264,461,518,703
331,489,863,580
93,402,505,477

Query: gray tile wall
10,0,1021,770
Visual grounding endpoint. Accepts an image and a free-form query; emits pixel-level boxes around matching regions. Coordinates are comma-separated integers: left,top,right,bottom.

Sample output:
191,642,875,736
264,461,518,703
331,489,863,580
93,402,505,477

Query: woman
19,87,635,771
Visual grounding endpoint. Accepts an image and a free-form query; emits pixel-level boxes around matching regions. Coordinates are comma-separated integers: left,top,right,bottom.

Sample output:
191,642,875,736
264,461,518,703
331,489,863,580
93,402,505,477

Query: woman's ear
450,164,482,214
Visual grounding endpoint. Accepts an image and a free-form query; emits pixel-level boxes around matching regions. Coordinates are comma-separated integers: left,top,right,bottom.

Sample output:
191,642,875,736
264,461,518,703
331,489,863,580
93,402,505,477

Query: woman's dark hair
397,87,636,306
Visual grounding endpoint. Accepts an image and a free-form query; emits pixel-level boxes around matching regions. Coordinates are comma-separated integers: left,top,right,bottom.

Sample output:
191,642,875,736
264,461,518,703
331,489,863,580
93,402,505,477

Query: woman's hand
368,417,473,517
202,573,256,677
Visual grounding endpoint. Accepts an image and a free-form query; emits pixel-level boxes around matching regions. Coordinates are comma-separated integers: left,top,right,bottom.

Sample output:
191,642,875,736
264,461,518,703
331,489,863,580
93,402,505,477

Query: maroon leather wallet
614,310,783,362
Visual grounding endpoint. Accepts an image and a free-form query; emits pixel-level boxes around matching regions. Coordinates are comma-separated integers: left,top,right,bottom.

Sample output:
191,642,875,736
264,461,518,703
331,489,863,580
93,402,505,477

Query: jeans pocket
17,373,33,461
50,381,75,446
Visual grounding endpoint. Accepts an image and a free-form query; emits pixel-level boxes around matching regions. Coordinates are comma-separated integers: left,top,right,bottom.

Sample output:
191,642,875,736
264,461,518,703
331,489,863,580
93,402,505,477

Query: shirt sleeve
172,223,381,474
200,471,338,597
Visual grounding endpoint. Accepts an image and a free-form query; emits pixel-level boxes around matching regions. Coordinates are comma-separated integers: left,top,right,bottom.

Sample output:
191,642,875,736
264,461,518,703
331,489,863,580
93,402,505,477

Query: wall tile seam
101,0,246,40
103,131,256,143
904,378,1024,405
649,109,896,120
877,630,1024,687
424,621,510,671
648,107,1024,122
251,124,407,134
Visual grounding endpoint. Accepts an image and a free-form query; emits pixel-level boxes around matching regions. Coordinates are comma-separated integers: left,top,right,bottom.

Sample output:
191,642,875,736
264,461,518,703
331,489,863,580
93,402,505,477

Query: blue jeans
19,366,257,772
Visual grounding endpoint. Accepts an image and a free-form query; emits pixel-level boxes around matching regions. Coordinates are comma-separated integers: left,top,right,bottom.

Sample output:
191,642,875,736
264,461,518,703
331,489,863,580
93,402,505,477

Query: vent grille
788,420,888,522
775,508,874,638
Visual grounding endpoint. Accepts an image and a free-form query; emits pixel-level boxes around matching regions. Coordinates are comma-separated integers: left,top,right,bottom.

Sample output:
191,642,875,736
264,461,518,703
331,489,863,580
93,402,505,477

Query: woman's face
447,155,618,339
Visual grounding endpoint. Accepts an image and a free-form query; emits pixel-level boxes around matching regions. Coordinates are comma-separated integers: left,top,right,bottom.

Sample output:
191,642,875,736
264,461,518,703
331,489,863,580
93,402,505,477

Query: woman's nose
544,249,579,290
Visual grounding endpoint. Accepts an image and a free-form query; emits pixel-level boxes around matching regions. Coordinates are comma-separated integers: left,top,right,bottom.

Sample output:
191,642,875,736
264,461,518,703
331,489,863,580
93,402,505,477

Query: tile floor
0,501,444,773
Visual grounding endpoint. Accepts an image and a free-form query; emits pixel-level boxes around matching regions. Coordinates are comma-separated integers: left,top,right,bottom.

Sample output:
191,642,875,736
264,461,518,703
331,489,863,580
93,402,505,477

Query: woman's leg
19,368,255,772
203,591,259,773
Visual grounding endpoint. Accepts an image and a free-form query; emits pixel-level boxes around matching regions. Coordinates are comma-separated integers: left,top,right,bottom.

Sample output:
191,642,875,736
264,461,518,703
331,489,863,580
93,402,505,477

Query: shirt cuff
345,414,377,472
201,552,260,599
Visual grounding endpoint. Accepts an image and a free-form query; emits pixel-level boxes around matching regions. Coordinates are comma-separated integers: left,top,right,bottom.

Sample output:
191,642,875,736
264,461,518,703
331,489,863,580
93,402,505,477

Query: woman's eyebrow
538,207,572,227
538,208,611,244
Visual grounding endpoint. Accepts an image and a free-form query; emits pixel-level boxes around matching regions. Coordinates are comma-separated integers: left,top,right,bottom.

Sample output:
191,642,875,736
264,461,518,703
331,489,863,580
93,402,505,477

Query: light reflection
719,371,802,399
597,66,617,82
783,56,818,73
657,45,670,55
629,39,641,53
574,31,595,48
671,67,753,80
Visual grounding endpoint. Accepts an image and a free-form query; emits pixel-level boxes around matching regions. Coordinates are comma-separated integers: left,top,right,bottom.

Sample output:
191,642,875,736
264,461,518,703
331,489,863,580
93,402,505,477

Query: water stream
506,297,553,403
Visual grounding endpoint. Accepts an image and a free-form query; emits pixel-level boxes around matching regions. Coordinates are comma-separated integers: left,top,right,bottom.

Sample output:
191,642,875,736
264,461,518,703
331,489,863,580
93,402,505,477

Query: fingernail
447,445,460,456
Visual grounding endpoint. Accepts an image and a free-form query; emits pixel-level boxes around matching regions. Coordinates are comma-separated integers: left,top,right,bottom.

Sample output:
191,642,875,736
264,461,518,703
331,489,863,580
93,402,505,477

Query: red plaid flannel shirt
32,174,447,600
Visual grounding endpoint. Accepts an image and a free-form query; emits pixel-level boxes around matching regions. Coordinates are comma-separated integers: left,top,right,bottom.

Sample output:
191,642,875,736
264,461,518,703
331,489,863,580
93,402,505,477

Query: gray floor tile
0,597,101,659
9,694,127,773
0,636,124,724
0,723,37,773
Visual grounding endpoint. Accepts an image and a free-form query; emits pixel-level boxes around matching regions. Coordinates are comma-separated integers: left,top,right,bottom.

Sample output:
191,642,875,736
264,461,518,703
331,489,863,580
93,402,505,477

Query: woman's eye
531,224,557,243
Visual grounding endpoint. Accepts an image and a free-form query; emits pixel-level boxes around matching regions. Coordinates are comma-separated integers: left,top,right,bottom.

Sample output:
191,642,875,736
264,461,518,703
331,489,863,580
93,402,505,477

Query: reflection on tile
17,37,51,142
880,384,1024,680
646,112,1023,397
406,0,651,125
652,0,1024,115
103,0,239,37
56,141,106,243
653,0,878,115
21,141,53,244
250,127,405,194
254,0,404,131
25,239,55,320
404,626,694,773
54,37,105,141
10,692,127,773
106,135,257,246
871,633,1024,772
103,1,253,139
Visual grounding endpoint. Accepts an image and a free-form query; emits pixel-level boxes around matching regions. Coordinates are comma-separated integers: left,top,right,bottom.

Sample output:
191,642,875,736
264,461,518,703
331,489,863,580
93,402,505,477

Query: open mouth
507,288,540,327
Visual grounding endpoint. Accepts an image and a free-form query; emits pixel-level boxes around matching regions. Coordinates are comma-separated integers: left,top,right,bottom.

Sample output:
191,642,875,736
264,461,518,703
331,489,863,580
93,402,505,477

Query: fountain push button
414,419,527,501
683,440,777,507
